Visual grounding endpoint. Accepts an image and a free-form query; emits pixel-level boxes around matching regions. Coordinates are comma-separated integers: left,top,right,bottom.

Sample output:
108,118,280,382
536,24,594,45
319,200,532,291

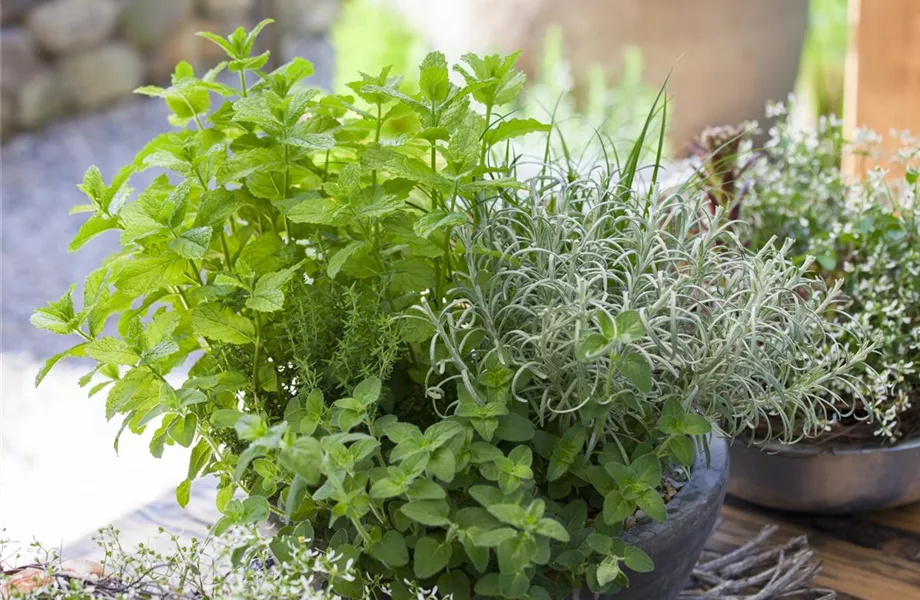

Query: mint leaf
86,337,140,365
191,304,255,344
115,256,188,295
169,227,213,260
413,210,467,239
35,343,89,387
70,215,120,252
327,240,367,279
483,118,550,146
246,263,302,313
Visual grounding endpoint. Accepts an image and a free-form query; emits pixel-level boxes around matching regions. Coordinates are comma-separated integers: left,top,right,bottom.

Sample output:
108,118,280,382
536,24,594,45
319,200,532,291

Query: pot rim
623,434,728,535
732,434,920,457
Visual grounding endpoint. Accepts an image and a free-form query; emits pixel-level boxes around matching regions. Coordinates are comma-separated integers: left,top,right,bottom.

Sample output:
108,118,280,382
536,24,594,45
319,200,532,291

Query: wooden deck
712,497,920,599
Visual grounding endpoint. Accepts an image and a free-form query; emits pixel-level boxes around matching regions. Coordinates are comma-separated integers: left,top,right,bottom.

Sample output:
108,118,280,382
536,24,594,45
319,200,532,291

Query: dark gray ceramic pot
570,435,730,600
728,436,920,514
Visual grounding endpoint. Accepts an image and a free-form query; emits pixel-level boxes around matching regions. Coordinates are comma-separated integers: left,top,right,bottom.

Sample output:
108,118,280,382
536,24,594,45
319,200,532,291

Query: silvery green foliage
734,103,920,441
419,176,872,444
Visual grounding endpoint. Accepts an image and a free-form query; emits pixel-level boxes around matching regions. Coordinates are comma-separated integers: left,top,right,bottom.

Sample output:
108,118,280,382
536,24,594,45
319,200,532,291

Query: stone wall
1,0,339,140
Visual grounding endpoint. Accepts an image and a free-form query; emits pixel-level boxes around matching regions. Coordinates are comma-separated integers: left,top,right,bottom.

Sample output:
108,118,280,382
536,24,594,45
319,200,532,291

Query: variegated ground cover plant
32,23,871,600
694,104,920,443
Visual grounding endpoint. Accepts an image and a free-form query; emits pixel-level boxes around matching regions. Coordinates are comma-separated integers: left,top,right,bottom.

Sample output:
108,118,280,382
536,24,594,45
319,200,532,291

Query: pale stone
201,0,251,24
121,0,194,52
25,0,120,55
147,18,227,84
0,27,40,94
60,559,104,578
1,0,33,26
276,0,339,36
60,43,144,109
0,568,52,597
16,68,71,129
1,91,16,140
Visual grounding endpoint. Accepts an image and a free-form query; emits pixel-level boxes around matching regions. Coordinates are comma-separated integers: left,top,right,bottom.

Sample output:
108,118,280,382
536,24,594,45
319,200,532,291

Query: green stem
373,102,382,186
480,103,493,167
351,517,373,546
239,71,248,97
251,313,262,402
220,231,233,267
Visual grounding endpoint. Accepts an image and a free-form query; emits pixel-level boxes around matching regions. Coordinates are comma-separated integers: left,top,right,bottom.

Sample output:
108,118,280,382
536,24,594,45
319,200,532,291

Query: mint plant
32,18,545,488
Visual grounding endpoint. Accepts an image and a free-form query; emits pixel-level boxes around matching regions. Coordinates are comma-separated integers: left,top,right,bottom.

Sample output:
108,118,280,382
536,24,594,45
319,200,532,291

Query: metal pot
572,435,730,600
728,437,920,514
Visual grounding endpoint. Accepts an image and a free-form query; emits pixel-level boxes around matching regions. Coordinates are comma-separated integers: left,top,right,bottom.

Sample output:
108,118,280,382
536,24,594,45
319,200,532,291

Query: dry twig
681,525,835,600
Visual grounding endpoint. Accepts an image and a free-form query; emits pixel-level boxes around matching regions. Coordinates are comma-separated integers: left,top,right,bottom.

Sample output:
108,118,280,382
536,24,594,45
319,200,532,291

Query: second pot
728,436,920,514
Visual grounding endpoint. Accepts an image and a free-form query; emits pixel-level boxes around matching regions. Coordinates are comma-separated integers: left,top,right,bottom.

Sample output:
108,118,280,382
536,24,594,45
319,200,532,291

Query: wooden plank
713,504,920,598
862,503,920,536
842,0,920,177
722,497,920,565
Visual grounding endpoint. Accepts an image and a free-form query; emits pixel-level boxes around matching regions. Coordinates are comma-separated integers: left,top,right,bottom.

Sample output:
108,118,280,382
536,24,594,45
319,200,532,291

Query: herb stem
239,72,248,97
251,313,262,403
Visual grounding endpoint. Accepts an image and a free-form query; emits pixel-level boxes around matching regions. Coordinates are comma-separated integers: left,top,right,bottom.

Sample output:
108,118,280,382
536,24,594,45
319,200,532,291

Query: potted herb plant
694,109,920,514
31,23,870,599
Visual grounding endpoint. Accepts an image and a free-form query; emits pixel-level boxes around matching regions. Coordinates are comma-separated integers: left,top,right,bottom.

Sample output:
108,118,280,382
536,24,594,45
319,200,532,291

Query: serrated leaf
418,52,450,102
188,438,211,479
327,240,367,279
106,369,158,420
414,210,468,239
191,304,255,344
35,343,88,387
603,490,635,525
86,338,140,365
631,454,662,489
483,118,550,146
70,215,120,252
169,226,213,260
246,263,302,312
115,255,188,295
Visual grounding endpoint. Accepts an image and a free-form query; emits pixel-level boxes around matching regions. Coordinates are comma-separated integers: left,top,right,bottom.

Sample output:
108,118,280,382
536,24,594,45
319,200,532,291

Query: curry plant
695,106,919,442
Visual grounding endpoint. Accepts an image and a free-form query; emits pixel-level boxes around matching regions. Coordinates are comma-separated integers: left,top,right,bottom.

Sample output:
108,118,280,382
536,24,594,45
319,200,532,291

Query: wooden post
842,0,920,177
